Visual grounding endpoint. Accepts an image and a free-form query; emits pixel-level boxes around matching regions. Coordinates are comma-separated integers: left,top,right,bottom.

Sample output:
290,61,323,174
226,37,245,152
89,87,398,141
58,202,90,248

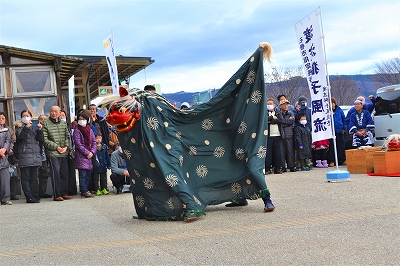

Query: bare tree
372,57,400,87
329,76,360,105
264,65,309,103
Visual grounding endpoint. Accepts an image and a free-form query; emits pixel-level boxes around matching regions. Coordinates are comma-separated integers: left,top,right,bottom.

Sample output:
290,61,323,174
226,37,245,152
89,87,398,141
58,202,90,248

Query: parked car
374,84,400,146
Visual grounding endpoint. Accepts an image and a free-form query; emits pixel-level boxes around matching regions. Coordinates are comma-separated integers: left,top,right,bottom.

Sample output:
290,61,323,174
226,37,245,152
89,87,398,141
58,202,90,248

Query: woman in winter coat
0,112,12,205
15,110,44,203
73,111,96,198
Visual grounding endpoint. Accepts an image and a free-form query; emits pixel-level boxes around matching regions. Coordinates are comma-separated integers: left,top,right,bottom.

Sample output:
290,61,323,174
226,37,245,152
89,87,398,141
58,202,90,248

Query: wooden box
373,151,400,175
345,146,382,174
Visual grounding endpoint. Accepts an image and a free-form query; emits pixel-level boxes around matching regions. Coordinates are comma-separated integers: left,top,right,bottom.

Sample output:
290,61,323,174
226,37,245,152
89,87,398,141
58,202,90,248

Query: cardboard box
345,146,382,174
373,150,400,175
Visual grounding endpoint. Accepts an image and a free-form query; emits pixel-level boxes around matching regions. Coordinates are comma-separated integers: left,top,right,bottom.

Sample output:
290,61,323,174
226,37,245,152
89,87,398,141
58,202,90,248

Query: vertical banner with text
295,10,333,142
103,32,119,95
68,76,75,123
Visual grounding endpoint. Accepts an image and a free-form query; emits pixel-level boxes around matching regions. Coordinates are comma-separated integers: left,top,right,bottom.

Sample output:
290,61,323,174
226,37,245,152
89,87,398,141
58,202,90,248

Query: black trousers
282,138,295,169
67,157,77,195
265,136,284,171
110,173,127,189
20,166,39,198
36,160,49,196
48,157,68,198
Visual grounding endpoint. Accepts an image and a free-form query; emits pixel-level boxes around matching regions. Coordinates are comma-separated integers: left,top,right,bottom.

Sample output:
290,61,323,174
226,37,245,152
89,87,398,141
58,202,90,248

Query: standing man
42,106,71,201
88,104,110,147
36,114,52,198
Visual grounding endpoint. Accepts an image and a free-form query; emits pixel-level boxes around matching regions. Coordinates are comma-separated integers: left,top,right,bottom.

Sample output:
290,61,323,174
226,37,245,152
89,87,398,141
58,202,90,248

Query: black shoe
117,187,123,194
274,170,283,174
282,168,287,173
264,200,275,212
289,167,297,172
225,200,248,207
183,212,198,223
265,169,273,175
40,194,52,198
26,197,40,203
10,195,19,200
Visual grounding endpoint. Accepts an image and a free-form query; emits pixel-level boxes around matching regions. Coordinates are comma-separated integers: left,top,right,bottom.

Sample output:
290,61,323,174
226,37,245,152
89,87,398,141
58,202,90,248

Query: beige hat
279,99,290,105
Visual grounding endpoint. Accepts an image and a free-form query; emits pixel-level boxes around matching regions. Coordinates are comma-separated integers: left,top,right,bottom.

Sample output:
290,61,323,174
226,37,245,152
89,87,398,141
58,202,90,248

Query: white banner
103,32,119,94
295,10,333,142
68,76,75,123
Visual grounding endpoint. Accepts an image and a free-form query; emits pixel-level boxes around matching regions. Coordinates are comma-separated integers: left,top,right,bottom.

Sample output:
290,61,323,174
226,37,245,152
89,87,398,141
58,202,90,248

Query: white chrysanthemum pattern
257,146,267,158
124,150,132,160
246,70,256,84
136,195,145,207
231,183,242,194
165,174,178,187
134,169,140,177
167,198,174,209
213,146,225,158
251,90,262,104
146,117,160,130
238,121,247,134
235,148,245,160
196,165,208,178
201,118,213,130
143,177,154,189
179,155,183,167
189,146,197,156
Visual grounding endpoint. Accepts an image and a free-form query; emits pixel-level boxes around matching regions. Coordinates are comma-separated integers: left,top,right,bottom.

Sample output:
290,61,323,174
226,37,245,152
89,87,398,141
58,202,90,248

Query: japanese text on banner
295,13,333,142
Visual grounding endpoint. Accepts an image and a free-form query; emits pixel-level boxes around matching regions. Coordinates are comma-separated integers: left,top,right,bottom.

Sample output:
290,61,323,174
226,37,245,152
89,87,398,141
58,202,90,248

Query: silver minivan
374,84,400,146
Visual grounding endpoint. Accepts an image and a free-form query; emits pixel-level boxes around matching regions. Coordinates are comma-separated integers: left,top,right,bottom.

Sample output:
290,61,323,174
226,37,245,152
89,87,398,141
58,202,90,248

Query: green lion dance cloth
101,43,274,222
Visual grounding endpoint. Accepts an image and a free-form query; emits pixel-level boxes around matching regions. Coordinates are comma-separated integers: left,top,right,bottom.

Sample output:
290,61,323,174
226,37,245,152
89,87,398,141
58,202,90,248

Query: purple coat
73,126,96,170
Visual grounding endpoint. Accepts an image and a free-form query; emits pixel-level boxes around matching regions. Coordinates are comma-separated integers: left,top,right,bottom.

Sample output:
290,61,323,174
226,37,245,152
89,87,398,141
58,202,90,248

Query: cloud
1,0,399,93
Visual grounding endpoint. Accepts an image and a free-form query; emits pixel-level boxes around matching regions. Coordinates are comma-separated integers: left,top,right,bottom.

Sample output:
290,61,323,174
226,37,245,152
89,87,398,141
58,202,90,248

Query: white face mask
60,118,67,122
118,147,123,153
78,120,87,127
300,120,307,125
267,105,275,111
21,117,31,124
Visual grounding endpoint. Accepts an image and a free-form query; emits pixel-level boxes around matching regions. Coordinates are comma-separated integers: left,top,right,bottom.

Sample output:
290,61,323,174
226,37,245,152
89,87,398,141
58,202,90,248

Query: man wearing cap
277,94,295,113
295,96,312,131
348,99,375,147
279,99,296,172
110,142,129,194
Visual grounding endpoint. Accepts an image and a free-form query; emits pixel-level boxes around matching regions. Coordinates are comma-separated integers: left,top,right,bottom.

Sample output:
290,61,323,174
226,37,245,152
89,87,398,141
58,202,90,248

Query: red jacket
313,139,330,150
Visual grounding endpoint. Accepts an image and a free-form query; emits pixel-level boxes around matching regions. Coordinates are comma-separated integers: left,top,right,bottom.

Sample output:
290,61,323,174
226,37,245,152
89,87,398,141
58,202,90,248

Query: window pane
13,97,57,120
16,71,51,93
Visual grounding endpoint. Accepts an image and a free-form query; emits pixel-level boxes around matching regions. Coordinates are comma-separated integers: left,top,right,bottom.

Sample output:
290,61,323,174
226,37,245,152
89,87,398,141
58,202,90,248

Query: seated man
110,142,129,194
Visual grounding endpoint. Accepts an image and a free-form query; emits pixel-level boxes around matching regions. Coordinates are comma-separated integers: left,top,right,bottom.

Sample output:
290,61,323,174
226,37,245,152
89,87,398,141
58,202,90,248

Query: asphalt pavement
0,166,399,265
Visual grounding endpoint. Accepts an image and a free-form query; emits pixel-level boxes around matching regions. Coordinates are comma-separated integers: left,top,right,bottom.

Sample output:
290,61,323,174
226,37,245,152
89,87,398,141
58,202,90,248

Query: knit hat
298,96,307,103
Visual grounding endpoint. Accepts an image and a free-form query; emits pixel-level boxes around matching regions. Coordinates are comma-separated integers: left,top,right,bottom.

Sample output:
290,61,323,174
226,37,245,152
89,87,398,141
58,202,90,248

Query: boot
263,196,275,212
316,160,323,168
322,160,329,168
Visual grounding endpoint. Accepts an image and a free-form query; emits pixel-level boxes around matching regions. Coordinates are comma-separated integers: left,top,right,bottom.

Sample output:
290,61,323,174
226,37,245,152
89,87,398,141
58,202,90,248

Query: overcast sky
1,0,399,93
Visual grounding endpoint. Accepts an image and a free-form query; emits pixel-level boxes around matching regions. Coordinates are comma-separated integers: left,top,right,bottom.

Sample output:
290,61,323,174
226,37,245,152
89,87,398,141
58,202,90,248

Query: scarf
77,125,91,149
